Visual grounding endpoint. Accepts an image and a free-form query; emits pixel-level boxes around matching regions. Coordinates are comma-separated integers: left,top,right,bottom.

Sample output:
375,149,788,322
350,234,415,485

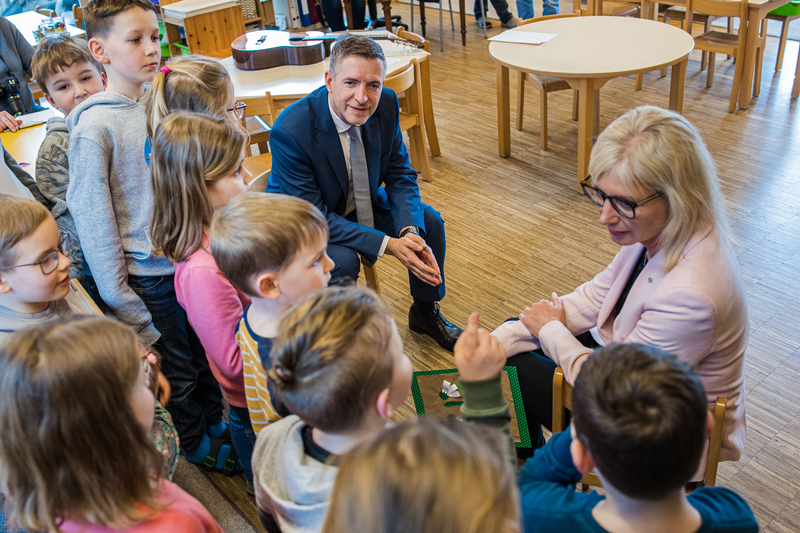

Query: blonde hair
0,193,50,268
209,192,329,297
322,418,520,533
0,317,164,533
149,112,247,263
144,55,234,139
588,106,731,272
31,33,103,95
269,286,395,433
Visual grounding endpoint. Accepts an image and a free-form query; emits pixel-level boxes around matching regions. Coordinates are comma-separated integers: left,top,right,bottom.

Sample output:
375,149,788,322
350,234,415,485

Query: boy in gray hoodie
66,0,228,469
32,33,107,280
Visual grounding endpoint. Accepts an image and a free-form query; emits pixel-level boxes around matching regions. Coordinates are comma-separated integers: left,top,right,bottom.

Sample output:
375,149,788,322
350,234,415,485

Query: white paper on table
488,30,557,45
19,108,56,128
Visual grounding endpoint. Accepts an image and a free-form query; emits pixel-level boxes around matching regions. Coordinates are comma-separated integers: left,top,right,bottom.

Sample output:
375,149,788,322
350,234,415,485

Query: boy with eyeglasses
0,194,95,345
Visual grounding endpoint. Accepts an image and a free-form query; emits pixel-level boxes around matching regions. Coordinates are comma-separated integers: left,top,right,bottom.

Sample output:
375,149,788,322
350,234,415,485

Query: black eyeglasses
0,233,70,275
227,101,247,119
580,176,663,220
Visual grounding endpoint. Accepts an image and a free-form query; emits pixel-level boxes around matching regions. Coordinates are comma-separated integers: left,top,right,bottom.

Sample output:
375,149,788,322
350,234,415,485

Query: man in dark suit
267,33,462,351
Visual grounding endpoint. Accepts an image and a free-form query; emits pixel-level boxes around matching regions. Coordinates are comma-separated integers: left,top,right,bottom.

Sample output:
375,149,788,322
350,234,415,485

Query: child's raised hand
455,312,507,382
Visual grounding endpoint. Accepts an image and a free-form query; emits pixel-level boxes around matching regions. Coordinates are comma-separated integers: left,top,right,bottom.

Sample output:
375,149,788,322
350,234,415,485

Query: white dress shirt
328,97,390,257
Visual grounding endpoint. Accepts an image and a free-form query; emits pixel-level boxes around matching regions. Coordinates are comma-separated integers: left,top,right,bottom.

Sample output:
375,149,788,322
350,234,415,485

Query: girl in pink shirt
0,316,222,533
148,111,255,487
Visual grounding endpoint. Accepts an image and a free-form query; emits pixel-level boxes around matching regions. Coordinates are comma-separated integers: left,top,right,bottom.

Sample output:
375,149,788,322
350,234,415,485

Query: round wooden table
490,16,695,190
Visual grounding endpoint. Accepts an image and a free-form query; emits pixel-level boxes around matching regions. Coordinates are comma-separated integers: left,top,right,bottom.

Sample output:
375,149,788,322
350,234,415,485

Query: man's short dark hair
84,0,158,40
572,344,708,500
329,33,387,78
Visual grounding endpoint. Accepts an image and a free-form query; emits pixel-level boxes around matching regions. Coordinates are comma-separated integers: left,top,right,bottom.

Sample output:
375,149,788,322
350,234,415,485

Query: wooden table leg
669,57,687,114
497,63,511,157
575,78,596,191
737,8,758,109
344,0,354,30
635,0,655,91
419,57,441,156
460,0,466,45
381,0,392,31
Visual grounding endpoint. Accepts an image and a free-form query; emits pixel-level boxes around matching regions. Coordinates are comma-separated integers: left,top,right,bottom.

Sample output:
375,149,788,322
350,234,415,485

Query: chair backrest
552,367,727,489
73,5,85,30
396,27,430,53
238,91,278,127
687,0,748,20
383,60,417,94
36,6,57,17
521,11,580,25
248,169,271,192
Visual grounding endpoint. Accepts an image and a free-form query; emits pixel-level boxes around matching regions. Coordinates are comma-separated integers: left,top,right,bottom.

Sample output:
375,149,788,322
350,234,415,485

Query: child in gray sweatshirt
65,0,227,465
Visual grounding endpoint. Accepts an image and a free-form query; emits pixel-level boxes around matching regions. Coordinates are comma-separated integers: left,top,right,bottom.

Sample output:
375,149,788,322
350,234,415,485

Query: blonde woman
494,106,748,470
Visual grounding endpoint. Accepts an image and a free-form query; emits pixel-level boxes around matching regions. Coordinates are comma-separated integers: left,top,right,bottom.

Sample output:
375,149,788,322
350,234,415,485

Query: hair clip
159,65,171,76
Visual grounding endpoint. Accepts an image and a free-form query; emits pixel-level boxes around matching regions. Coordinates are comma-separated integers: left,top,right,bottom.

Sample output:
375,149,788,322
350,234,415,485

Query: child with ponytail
148,111,255,486
0,316,223,533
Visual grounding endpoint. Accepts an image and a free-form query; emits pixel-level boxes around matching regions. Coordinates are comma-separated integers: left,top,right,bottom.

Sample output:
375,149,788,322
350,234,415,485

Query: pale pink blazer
492,227,748,461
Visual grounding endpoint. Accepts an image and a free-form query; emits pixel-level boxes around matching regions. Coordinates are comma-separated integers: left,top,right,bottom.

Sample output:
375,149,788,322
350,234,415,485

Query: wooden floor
212,7,800,531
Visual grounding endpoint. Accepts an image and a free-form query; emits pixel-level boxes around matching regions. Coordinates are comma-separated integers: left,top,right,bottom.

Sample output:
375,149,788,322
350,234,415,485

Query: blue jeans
229,405,256,485
515,0,559,19
127,274,224,455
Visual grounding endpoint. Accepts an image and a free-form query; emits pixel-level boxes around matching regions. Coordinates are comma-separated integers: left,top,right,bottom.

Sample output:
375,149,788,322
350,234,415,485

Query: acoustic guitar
231,30,424,71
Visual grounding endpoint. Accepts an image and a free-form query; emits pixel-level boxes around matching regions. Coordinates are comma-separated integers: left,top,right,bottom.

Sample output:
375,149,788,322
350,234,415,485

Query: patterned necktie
347,125,374,228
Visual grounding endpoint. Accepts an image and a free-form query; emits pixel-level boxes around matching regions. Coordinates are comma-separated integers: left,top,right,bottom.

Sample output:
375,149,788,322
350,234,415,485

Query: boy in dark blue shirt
518,344,758,533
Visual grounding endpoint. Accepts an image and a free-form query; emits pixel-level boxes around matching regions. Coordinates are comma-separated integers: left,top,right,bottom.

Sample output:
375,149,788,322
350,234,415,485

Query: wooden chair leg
793,46,800,98
635,73,644,90
363,263,380,292
516,71,526,131
540,88,548,150
727,18,733,60
592,89,599,139
409,123,432,181
776,19,789,71
660,66,668,78
706,52,716,87
701,18,711,70
728,49,744,112
572,89,579,121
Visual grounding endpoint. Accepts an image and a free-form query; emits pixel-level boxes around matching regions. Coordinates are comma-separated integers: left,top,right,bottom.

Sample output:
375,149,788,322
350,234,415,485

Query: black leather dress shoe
408,303,464,352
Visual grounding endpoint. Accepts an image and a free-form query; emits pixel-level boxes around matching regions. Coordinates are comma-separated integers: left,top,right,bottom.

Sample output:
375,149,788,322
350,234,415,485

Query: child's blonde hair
0,193,50,268
0,317,164,533
322,418,520,533
210,192,329,297
144,55,235,139
268,286,394,433
149,112,247,263
31,33,103,95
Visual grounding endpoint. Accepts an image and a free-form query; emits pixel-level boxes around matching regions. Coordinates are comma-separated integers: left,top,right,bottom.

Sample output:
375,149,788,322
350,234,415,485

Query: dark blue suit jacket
267,86,425,264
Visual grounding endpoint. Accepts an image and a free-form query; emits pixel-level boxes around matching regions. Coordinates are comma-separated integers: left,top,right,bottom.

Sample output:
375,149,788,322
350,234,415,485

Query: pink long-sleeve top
59,479,223,532
175,237,250,408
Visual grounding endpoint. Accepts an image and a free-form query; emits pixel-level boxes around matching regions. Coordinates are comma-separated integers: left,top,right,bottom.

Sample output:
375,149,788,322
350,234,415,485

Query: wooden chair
600,1,641,16
73,5,85,30
36,6,57,17
383,59,433,182
237,92,276,157
244,153,272,189
516,12,599,150
766,0,800,72
395,27,441,158
663,6,719,70
362,263,380,293
793,44,800,99
685,0,749,112
552,367,727,490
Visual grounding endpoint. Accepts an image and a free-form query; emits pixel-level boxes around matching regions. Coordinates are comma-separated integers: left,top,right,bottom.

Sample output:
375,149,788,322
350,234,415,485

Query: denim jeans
127,274,224,454
515,0,559,19
229,405,257,485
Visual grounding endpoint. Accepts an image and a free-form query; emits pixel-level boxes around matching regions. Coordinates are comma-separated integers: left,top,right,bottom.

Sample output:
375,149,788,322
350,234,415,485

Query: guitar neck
290,33,394,42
